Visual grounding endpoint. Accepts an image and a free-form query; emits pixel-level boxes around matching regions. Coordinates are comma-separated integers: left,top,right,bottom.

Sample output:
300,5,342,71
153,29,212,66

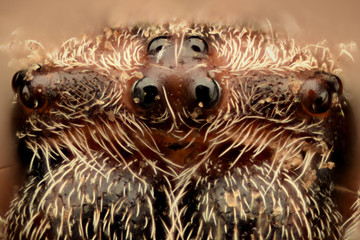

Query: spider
1,21,358,239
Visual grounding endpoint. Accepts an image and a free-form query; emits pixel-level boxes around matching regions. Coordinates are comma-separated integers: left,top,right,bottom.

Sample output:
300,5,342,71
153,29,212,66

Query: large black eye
188,37,208,54
193,78,221,109
132,77,159,109
300,78,332,114
148,37,170,55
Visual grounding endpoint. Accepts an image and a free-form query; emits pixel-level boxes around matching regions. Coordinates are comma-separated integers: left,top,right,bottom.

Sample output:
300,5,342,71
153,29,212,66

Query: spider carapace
1,22,357,239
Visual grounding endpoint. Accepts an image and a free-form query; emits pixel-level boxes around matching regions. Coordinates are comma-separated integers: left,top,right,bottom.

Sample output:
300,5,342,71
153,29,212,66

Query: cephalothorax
1,22,357,239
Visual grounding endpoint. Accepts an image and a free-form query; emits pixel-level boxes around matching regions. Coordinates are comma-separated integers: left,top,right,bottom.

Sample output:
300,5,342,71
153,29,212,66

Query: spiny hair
44,22,341,74
2,21,356,240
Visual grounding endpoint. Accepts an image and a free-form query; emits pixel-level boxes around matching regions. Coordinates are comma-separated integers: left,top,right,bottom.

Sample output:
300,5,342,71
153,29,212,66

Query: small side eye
148,37,170,55
300,79,331,115
300,72,343,115
12,70,47,109
19,83,46,109
314,71,343,94
188,37,208,54
12,70,27,92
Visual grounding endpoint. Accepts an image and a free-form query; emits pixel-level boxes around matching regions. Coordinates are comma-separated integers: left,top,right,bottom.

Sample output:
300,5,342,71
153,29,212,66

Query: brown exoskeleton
1,22,358,239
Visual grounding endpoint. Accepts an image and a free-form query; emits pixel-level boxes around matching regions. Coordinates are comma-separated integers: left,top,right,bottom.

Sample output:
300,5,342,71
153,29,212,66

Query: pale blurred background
0,0,359,216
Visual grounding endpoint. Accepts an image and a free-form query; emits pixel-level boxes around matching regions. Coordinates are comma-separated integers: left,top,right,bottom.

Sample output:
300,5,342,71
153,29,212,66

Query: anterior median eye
193,78,221,109
131,77,160,109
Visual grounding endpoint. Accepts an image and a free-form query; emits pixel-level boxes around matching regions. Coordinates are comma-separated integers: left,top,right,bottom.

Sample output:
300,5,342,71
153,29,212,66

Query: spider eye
131,77,159,109
300,72,344,115
12,70,27,92
316,71,343,94
188,37,208,54
300,72,343,115
12,70,48,109
148,37,170,55
300,79,330,114
193,78,221,109
19,83,46,109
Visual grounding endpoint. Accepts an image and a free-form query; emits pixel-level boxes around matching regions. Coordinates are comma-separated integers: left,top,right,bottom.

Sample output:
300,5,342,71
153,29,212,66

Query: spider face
3,22,355,239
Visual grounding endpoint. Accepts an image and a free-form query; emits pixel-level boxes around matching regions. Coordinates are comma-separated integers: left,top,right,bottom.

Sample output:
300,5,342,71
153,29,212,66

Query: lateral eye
12,70,27,92
300,78,331,115
148,37,170,55
12,70,48,110
19,83,46,109
314,71,343,94
188,37,208,54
